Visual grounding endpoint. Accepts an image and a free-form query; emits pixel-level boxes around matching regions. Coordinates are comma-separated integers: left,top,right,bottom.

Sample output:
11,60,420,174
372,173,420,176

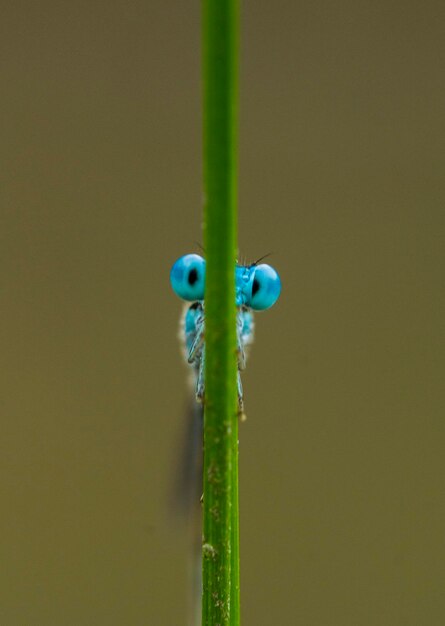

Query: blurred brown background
1,1,444,624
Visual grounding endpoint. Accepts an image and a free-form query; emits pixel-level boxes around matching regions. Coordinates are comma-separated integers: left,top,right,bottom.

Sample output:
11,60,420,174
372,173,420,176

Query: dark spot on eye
188,268,198,285
252,278,260,297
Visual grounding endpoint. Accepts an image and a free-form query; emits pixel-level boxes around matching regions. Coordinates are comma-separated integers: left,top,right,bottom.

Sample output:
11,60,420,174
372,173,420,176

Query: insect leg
187,317,204,364
195,346,205,402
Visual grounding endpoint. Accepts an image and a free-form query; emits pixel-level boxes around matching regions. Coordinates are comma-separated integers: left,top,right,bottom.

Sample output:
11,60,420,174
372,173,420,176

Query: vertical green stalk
202,0,240,624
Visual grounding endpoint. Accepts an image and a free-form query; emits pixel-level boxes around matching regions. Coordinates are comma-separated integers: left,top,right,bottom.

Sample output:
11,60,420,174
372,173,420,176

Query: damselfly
170,253,281,410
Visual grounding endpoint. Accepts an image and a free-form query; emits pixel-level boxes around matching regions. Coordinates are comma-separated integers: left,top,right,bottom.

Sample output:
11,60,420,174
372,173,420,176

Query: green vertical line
230,416,240,625
201,0,240,624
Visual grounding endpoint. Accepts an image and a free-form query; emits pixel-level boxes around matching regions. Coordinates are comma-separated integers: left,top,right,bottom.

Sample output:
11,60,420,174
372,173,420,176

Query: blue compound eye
170,254,206,301
248,264,281,311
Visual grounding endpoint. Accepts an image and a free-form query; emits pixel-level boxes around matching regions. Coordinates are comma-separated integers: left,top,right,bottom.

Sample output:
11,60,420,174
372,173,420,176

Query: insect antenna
193,241,206,256
252,252,273,266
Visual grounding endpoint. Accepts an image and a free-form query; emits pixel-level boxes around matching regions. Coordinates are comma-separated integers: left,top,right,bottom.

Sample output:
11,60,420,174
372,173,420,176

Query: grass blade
201,0,240,623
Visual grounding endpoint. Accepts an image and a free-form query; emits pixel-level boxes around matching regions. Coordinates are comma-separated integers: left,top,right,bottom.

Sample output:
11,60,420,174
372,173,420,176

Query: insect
170,253,281,410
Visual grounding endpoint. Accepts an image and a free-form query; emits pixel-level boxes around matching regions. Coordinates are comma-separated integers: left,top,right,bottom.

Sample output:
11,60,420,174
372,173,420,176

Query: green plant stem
201,0,240,624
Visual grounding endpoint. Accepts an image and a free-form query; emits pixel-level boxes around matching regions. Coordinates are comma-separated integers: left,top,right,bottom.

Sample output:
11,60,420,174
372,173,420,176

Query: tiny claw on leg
238,406,247,422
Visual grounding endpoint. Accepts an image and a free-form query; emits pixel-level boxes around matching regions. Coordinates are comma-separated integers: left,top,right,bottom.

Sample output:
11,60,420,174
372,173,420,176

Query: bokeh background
2,1,444,624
